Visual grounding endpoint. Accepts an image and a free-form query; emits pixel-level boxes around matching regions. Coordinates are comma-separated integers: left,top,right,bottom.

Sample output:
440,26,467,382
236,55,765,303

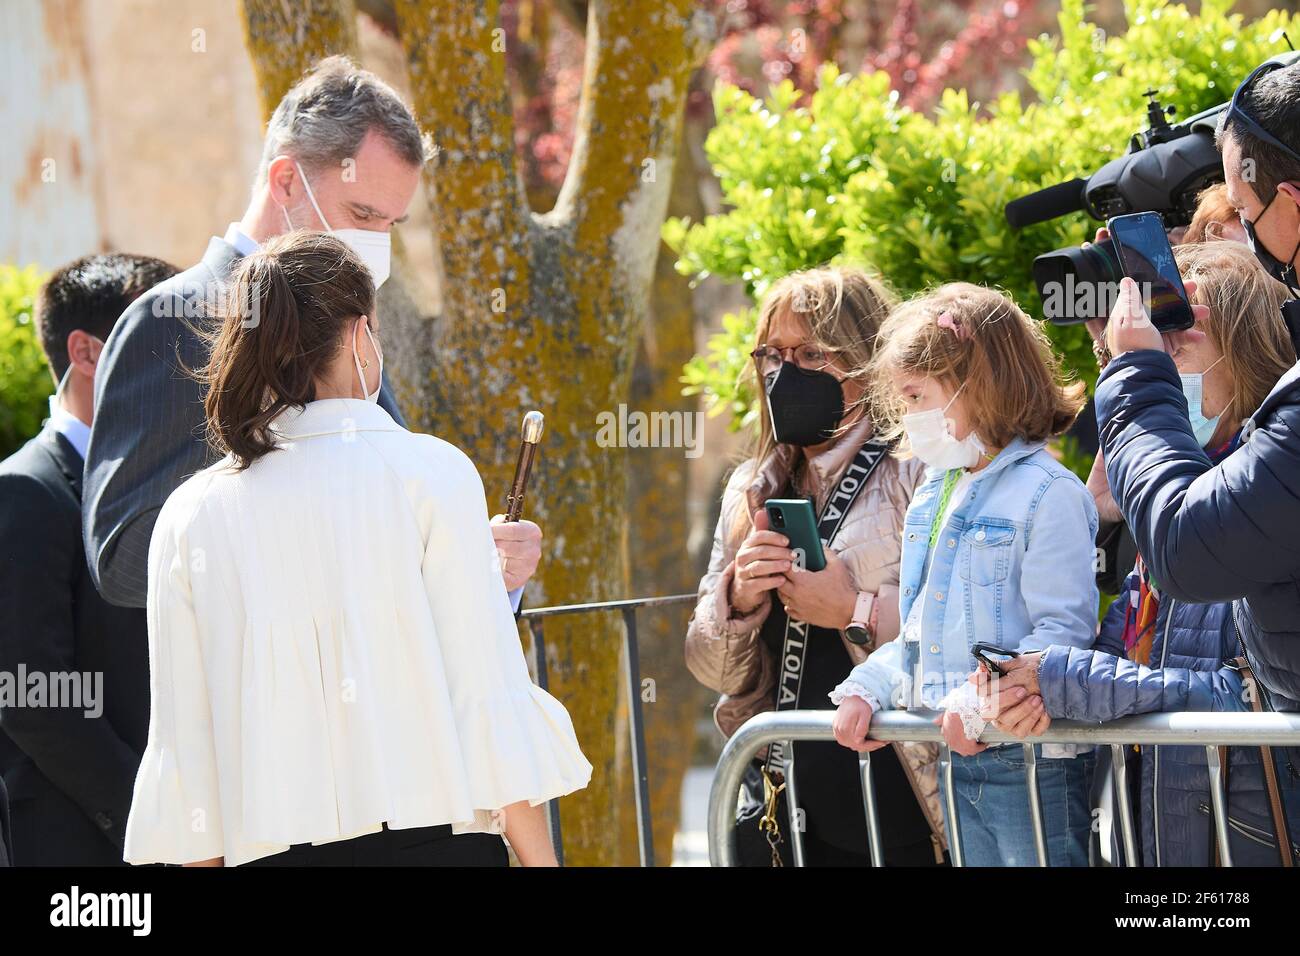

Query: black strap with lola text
763,437,892,781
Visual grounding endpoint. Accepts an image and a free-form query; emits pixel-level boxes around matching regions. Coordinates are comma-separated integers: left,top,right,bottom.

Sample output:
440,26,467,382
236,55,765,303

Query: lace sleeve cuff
936,682,987,741
829,679,879,712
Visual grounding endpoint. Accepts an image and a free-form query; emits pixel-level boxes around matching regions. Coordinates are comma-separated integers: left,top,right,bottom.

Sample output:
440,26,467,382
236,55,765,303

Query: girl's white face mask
901,382,985,471
352,317,383,403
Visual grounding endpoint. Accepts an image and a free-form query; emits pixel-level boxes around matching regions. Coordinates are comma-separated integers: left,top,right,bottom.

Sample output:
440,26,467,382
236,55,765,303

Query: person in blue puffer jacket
1096,61,1300,714
984,241,1300,864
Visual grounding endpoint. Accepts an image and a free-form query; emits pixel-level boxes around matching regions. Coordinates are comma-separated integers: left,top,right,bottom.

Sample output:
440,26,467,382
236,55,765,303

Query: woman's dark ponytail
202,230,375,470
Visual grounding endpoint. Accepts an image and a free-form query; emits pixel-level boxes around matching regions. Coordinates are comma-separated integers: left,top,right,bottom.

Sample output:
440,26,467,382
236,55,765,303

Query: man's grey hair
256,55,435,187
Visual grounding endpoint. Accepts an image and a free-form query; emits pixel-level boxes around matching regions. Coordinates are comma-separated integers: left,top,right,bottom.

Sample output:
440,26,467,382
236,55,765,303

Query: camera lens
1032,238,1122,324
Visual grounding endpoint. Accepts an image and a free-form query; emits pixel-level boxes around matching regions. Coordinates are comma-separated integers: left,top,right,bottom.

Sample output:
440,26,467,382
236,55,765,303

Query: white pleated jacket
123,399,592,866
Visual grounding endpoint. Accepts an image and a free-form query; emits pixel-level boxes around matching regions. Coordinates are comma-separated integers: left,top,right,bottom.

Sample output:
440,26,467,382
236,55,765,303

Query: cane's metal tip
521,410,545,443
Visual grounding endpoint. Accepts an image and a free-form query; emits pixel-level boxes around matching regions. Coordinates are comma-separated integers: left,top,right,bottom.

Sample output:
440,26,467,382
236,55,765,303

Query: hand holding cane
501,411,544,582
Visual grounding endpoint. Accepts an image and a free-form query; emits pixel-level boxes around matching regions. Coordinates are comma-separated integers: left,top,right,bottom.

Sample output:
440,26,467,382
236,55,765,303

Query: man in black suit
0,253,178,865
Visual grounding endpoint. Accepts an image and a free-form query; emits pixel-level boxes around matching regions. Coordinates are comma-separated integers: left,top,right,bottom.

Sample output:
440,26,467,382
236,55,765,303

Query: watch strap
849,590,874,630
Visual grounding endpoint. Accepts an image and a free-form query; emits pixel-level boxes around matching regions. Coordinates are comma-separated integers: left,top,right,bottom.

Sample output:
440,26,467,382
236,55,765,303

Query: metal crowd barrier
707,708,1300,867
519,593,696,866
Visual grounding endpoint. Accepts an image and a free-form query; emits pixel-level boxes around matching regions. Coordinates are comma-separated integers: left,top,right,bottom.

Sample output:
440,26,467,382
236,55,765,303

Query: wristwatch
845,591,875,646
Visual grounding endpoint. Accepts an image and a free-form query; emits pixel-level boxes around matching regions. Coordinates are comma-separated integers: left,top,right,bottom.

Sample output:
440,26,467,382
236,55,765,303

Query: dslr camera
1006,50,1299,324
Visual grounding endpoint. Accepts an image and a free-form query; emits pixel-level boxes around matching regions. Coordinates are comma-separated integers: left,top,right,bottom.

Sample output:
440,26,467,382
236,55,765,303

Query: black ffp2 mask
764,361,845,447
1243,196,1300,294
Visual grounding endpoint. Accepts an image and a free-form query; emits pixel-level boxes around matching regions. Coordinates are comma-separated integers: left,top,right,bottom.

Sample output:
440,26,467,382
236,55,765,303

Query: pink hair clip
936,310,971,341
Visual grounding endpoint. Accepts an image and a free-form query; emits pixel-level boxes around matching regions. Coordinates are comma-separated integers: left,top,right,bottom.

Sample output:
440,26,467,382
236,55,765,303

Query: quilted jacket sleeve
684,463,771,697
1038,644,1247,722
1096,349,1300,603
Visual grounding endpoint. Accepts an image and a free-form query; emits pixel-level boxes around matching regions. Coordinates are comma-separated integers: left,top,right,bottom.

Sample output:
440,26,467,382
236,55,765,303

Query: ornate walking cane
504,411,544,522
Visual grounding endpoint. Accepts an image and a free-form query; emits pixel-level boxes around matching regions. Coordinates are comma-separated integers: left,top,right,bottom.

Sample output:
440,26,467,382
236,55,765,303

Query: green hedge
0,264,52,460
665,0,1298,453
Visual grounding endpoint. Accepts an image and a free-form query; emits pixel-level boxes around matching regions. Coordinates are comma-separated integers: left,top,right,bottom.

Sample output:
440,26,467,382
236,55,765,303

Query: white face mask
352,317,383,403
1179,354,1225,448
284,161,392,288
901,383,986,471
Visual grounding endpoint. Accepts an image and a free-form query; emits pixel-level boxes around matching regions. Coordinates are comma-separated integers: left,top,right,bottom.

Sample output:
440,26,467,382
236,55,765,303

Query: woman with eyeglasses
685,266,946,866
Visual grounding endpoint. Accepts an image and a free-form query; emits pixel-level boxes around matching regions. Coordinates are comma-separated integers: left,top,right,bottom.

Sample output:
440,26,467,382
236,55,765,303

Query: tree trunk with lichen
239,0,360,118
390,0,711,866
615,138,711,864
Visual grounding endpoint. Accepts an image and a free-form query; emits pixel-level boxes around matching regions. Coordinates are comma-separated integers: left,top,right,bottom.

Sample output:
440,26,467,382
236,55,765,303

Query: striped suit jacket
83,236,406,608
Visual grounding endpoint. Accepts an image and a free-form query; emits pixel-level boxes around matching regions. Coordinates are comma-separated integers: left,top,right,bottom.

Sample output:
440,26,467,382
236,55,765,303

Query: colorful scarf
1120,555,1160,665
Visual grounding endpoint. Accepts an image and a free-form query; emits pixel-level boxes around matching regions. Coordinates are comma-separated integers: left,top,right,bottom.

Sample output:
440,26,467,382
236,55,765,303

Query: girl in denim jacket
831,283,1100,866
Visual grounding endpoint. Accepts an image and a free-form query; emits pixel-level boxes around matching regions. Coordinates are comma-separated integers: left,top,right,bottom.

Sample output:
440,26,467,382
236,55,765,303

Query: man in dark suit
0,253,178,865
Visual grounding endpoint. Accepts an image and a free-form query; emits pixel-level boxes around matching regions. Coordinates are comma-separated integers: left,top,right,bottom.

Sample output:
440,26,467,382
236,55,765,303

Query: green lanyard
928,468,962,549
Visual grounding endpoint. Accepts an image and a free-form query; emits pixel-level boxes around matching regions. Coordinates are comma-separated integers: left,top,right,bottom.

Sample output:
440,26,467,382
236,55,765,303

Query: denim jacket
847,437,1100,711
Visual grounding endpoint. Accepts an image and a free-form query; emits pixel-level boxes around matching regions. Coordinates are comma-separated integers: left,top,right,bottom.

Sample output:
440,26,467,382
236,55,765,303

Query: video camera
1006,50,1299,324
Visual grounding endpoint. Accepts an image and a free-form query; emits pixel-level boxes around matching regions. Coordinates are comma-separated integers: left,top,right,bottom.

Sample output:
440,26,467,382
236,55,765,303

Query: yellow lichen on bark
392,0,532,325
388,0,711,867
618,139,712,864
559,0,709,352
239,0,360,120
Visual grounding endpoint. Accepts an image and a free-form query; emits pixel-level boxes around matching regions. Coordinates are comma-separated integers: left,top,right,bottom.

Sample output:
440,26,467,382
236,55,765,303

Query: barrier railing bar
620,606,655,868
941,747,964,867
857,753,885,867
784,749,807,866
709,709,1300,867
1023,743,1048,867
1110,743,1138,867
1206,745,1233,867
519,594,696,619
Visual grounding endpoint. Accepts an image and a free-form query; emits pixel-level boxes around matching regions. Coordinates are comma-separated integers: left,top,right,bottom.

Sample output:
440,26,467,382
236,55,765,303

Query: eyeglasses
750,343,835,375
1226,61,1300,166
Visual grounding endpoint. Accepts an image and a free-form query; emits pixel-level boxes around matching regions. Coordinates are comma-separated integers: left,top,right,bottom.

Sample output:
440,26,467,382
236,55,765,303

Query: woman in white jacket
123,231,591,867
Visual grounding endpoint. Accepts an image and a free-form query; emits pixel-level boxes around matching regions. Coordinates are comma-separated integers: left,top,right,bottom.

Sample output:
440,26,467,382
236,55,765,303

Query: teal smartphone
764,498,826,572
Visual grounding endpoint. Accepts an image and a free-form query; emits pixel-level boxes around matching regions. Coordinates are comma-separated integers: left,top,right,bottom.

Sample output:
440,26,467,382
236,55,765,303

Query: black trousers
239,823,509,867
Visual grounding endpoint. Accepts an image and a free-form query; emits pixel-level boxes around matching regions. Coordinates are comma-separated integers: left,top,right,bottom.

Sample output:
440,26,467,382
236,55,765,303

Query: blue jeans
940,745,1096,866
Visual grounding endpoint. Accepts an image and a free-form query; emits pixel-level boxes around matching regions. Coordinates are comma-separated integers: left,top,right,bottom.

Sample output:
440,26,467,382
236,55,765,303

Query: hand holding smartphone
1106,212,1195,332
764,498,826,572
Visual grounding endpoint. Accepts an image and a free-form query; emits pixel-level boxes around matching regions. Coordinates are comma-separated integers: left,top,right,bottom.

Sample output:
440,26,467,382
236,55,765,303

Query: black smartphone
764,498,826,572
1106,212,1195,332
971,642,1021,676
